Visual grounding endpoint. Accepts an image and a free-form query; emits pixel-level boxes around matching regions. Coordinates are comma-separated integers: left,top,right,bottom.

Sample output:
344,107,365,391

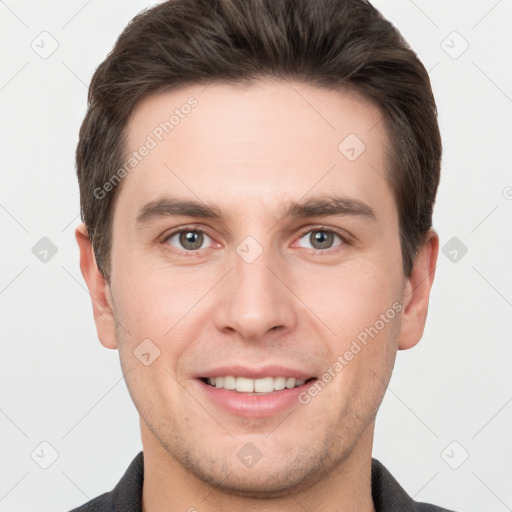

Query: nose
214,243,298,343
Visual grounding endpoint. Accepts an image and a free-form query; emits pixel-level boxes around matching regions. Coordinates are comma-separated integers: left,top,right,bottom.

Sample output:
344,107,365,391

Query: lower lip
195,378,317,418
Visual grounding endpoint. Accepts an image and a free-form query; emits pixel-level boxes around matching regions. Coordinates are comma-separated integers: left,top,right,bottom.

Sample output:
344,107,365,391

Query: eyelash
295,226,349,254
162,225,350,257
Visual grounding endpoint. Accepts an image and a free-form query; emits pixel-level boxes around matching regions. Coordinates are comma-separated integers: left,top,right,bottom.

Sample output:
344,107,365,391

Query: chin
191,464,322,499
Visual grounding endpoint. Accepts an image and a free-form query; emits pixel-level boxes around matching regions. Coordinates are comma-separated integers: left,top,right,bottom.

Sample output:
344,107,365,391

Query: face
79,79,435,497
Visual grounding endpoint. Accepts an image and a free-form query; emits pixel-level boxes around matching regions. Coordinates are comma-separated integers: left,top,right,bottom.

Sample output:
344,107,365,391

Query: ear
397,229,439,350
75,223,118,350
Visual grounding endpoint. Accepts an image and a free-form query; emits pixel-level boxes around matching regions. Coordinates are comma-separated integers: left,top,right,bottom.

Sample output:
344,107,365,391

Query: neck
140,418,376,512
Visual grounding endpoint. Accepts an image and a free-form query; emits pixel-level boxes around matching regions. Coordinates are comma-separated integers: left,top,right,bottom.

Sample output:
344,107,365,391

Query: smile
196,374,318,418
200,376,315,394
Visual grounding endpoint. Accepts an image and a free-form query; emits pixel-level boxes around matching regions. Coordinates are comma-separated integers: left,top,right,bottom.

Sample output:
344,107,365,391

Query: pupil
312,230,332,249
181,231,202,250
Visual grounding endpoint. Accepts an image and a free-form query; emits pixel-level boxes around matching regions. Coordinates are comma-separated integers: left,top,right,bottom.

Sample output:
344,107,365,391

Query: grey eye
297,230,342,251
167,230,212,251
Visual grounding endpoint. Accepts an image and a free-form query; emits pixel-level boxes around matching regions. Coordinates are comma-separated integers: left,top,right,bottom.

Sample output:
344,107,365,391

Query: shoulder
371,458,457,512
68,492,114,512
67,451,144,512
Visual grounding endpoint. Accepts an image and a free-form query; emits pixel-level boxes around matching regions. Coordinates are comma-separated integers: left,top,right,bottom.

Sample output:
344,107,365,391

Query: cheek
304,262,402,393
111,265,215,382
113,262,198,334
302,261,401,332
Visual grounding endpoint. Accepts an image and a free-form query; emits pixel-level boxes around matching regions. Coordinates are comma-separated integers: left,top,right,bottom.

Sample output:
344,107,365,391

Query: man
71,0,453,510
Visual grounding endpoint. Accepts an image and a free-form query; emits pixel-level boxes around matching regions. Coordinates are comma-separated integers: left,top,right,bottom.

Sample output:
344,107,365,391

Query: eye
295,228,346,252
164,228,214,252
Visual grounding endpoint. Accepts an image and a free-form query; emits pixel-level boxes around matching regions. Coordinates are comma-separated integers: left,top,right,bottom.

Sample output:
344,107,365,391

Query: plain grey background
1,1,511,511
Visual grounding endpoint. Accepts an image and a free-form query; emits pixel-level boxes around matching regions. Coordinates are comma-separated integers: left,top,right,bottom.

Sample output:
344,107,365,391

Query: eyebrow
135,194,377,227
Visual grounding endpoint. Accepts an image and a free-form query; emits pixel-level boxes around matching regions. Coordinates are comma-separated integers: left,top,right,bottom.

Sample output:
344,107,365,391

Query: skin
76,79,439,512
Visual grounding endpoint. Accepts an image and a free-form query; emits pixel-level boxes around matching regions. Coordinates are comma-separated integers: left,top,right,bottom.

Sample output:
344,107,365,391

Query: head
76,0,441,499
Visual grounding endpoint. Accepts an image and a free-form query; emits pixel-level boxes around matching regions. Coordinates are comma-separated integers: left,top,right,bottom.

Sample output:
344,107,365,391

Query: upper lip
197,365,316,380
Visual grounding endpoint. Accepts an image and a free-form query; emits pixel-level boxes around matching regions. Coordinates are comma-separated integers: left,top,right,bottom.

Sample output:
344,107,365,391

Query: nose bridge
215,234,297,340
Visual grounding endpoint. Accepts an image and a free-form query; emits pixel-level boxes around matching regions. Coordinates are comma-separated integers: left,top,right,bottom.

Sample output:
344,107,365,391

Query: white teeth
285,377,296,389
254,377,274,393
223,375,236,390
235,377,254,393
204,375,310,392
274,376,286,390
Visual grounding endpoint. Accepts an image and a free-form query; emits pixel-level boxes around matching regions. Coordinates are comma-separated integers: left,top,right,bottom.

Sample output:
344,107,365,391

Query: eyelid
296,225,349,241
161,224,351,255
162,223,216,240
293,226,350,252
162,225,218,255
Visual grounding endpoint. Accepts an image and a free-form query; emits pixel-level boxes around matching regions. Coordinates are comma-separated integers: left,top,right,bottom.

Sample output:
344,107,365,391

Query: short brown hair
76,0,441,283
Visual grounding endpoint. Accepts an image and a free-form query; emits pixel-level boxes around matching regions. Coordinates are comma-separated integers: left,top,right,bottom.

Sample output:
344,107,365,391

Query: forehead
116,79,394,223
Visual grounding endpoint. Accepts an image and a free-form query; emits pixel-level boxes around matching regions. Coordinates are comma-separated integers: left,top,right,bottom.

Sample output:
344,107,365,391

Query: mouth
195,374,318,418
199,376,317,395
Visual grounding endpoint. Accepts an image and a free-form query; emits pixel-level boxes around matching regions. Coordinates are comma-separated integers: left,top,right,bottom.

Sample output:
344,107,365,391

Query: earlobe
397,229,439,350
75,223,118,350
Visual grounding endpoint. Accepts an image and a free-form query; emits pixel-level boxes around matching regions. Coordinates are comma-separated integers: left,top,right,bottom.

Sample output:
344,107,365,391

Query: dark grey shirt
68,451,455,511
